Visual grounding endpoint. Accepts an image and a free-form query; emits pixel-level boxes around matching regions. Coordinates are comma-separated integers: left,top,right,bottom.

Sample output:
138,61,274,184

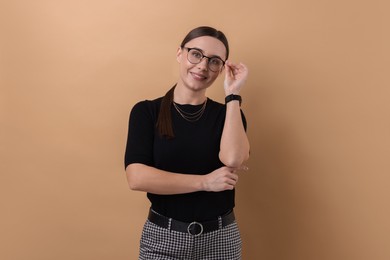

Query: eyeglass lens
187,49,223,72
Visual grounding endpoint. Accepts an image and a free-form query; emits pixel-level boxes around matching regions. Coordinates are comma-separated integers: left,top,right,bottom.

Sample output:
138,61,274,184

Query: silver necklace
173,99,207,122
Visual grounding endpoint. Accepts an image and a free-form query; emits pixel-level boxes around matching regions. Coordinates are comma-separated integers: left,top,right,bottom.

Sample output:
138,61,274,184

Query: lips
190,72,208,81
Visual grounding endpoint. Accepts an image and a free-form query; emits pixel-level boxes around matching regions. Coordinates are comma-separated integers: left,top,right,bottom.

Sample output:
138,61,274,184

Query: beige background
1,0,389,259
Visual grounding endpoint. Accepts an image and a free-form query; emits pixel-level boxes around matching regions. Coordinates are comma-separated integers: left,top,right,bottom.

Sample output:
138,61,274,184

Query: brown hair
156,26,229,138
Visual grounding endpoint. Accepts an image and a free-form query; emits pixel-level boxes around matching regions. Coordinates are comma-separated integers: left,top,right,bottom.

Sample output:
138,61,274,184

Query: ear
176,47,182,63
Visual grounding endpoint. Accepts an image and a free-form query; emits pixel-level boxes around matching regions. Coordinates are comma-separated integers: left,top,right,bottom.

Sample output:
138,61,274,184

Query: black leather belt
148,209,235,236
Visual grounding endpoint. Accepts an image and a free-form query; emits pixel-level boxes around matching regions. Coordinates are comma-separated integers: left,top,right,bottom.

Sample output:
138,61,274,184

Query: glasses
183,47,225,72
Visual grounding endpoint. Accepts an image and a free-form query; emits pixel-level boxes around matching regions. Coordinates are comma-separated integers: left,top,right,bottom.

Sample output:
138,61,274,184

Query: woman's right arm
126,163,239,195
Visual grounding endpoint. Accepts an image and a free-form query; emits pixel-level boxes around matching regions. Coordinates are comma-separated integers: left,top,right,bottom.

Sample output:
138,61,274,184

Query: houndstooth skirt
138,217,242,259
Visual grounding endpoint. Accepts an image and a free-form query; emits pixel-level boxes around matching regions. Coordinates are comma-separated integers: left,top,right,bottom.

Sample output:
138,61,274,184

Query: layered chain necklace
173,99,208,122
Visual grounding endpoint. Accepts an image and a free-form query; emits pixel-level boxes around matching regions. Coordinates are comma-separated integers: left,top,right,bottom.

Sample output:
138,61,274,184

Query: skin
174,36,226,104
126,36,250,195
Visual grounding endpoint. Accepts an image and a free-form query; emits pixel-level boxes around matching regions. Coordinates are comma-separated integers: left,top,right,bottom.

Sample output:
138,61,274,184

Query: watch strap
225,94,242,105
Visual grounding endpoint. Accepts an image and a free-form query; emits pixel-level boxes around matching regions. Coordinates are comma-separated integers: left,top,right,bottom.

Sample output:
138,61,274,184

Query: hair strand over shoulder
156,85,176,139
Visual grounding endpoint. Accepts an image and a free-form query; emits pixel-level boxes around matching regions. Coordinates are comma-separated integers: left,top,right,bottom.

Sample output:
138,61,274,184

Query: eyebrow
187,47,225,61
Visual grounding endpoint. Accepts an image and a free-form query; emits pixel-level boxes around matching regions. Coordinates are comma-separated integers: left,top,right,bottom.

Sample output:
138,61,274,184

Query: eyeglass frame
182,47,226,72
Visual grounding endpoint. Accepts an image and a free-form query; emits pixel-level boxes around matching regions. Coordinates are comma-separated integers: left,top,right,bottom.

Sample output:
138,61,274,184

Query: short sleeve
124,101,156,169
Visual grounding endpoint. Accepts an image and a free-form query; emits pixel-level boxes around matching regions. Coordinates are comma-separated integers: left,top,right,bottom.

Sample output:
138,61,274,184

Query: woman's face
176,36,227,93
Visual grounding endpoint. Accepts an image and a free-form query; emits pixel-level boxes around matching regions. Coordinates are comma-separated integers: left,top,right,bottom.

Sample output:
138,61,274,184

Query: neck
173,84,207,105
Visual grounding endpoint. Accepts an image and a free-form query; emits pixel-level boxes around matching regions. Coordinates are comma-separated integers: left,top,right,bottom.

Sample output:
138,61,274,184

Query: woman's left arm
219,61,250,168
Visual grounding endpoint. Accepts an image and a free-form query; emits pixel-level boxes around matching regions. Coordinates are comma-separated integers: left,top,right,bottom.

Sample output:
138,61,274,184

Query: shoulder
130,97,162,115
132,97,162,111
206,97,248,128
127,97,163,126
203,98,226,123
207,98,225,111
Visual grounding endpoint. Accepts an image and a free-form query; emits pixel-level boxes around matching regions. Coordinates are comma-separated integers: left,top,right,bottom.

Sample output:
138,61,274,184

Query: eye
190,50,203,59
210,58,222,66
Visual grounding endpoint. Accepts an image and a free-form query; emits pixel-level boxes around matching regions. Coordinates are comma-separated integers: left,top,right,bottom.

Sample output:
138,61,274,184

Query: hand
224,61,248,95
202,165,249,192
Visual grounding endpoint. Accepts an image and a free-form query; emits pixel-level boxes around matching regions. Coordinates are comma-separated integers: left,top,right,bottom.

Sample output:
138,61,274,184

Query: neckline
172,98,208,122
173,98,208,107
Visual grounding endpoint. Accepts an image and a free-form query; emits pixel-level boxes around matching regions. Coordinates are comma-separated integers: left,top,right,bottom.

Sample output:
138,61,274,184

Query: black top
124,97,247,222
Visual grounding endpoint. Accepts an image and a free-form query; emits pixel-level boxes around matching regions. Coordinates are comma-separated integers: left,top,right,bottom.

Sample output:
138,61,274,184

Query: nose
197,57,209,71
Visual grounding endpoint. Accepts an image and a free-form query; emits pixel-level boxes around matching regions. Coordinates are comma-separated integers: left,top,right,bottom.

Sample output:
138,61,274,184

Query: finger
227,173,239,182
225,60,233,67
226,175,239,188
227,166,248,172
224,63,234,78
226,167,237,173
225,177,237,186
228,62,244,71
226,64,239,74
224,184,235,191
232,63,247,73
226,61,243,74
236,62,247,69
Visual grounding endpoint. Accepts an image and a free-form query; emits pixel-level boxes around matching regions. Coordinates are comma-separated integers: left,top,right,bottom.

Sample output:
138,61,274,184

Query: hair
156,26,229,139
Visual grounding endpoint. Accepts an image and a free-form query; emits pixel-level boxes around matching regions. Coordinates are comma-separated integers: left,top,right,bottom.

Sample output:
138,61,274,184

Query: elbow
219,152,250,168
127,177,139,191
125,164,142,191
127,173,139,191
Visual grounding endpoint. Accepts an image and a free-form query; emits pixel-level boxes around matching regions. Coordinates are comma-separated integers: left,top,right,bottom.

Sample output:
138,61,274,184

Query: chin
188,82,212,92
188,78,215,90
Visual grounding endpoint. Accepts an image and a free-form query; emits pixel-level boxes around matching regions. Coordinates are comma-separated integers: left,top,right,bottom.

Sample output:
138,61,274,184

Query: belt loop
168,218,172,231
218,216,222,229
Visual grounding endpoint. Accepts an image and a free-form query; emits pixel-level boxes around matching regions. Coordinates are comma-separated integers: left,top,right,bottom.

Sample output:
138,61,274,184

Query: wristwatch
225,94,242,106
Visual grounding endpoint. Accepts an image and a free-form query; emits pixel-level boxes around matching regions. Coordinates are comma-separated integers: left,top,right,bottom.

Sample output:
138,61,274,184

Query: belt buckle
187,221,203,236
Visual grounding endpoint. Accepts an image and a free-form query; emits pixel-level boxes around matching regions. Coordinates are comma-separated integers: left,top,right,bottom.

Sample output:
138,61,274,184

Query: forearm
126,163,203,195
219,101,250,167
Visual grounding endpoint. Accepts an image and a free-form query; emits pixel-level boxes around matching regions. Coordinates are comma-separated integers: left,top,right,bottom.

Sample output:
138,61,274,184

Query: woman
124,26,250,259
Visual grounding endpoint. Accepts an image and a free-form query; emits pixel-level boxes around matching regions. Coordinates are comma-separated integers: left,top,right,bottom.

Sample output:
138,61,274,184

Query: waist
147,209,236,236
